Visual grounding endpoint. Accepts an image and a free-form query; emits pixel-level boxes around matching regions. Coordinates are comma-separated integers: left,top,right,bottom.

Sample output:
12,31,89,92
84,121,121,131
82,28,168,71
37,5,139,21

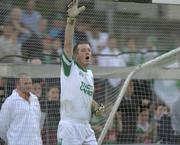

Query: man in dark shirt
117,80,140,143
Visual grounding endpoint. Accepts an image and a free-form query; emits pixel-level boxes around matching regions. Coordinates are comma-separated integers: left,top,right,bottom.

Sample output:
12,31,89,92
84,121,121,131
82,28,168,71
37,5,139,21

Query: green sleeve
61,52,72,77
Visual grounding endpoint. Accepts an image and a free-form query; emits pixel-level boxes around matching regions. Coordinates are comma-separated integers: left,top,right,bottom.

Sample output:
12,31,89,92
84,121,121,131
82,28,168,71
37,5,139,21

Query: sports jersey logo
80,81,93,96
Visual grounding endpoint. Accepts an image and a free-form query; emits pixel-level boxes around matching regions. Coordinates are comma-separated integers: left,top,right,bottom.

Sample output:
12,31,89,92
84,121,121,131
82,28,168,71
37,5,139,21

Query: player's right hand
95,104,105,117
67,0,86,18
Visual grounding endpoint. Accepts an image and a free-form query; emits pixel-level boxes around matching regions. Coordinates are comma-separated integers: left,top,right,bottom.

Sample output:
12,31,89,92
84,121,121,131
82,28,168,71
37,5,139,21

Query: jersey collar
75,61,87,72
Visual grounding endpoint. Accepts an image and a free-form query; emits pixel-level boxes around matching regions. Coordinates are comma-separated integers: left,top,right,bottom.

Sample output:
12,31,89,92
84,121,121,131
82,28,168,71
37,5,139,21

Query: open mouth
86,56,89,60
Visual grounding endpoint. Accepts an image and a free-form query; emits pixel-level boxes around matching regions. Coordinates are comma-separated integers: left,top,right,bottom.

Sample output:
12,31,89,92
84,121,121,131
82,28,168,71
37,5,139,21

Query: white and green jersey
60,53,94,123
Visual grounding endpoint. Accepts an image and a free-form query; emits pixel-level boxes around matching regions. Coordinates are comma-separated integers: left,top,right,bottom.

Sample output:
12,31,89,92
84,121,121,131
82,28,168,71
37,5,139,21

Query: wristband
67,17,76,24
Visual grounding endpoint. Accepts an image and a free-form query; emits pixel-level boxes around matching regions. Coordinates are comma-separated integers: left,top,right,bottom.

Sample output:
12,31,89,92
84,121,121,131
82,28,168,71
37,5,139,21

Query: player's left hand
67,0,86,18
95,104,105,117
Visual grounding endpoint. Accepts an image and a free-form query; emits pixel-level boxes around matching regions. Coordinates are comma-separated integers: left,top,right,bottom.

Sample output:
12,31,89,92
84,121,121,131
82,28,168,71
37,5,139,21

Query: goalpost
97,1,180,144
98,46,180,145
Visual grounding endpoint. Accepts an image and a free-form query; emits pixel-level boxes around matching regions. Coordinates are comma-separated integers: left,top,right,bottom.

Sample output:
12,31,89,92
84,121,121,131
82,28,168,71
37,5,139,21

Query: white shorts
57,120,97,145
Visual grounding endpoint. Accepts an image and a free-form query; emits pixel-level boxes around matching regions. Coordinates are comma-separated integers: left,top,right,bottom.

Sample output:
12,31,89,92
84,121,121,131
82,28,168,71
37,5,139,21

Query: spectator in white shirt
97,35,126,88
86,23,109,55
0,73,42,145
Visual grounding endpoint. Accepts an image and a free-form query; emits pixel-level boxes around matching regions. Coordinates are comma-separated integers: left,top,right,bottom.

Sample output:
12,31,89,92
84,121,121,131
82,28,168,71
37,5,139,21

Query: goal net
0,47,179,145
98,46,180,145
0,0,180,145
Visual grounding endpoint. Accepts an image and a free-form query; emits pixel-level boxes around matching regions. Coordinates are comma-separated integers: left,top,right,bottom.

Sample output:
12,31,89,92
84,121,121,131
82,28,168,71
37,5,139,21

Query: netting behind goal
0,0,180,145
98,46,180,145
0,47,179,145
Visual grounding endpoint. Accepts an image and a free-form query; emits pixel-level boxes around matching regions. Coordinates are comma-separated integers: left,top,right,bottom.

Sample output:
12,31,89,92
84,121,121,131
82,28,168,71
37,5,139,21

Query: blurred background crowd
0,0,180,64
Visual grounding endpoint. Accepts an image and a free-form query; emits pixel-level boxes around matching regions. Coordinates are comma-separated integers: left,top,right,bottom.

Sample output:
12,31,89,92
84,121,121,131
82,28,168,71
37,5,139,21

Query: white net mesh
98,47,180,144
0,50,179,145
0,0,180,145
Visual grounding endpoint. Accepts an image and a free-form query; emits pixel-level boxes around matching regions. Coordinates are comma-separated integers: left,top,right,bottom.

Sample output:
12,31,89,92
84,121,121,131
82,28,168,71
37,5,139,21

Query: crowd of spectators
0,0,65,64
0,0,164,65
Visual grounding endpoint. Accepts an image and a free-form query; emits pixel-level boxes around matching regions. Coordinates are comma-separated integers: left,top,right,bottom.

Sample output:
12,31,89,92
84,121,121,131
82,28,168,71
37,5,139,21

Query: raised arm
64,0,85,60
